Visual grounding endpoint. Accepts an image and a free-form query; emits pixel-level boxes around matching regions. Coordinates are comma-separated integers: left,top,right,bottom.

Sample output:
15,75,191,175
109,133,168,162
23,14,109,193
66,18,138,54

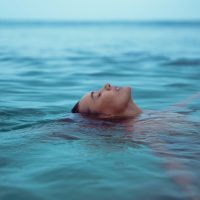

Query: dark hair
71,102,80,113
71,101,101,116
71,101,96,115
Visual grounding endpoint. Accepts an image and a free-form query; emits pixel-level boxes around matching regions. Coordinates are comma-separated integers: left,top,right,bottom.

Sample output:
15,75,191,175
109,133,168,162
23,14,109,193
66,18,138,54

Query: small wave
0,108,45,118
64,48,97,56
63,52,170,66
89,71,133,77
66,56,95,62
0,55,45,67
163,58,200,67
0,114,76,132
122,51,170,62
0,108,46,132
0,185,40,200
0,118,59,132
48,132,80,140
165,83,191,88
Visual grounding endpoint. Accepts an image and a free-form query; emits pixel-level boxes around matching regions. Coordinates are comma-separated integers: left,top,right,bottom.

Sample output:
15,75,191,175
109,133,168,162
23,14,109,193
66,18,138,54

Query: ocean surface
0,21,200,200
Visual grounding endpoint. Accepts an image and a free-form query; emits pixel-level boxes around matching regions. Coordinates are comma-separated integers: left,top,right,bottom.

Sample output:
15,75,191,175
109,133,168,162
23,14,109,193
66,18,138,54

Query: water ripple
163,58,200,67
0,22,200,200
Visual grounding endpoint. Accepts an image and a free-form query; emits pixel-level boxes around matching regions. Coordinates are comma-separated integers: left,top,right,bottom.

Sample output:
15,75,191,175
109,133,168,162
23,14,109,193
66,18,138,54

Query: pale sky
0,0,199,21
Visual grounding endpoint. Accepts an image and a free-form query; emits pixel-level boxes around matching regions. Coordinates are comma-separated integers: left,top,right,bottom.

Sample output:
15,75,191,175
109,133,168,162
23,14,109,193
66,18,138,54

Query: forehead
79,92,92,110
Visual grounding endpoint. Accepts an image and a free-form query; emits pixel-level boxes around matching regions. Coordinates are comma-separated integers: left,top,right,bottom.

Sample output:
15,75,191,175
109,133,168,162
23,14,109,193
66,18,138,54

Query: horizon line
1,19,200,28
1,19,200,23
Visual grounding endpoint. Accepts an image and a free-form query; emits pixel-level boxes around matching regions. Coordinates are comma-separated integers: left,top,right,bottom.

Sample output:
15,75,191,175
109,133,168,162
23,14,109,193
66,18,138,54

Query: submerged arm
166,91,200,111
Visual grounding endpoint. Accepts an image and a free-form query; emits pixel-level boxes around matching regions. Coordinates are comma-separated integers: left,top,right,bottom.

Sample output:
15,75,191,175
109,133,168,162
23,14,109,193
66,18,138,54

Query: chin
123,86,132,97
118,86,132,104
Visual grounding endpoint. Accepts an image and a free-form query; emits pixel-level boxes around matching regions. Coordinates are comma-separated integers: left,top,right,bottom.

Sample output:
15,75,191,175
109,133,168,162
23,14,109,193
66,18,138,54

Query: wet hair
71,101,96,115
71,102,80,113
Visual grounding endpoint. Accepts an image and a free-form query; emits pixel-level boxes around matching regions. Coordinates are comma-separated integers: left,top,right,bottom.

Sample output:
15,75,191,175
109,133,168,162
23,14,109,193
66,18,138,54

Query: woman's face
78,83,132,116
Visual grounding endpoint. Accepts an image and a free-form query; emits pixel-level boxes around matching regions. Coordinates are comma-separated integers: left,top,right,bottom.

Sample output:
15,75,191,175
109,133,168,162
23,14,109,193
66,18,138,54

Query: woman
71,83,142,118
71,83,200,200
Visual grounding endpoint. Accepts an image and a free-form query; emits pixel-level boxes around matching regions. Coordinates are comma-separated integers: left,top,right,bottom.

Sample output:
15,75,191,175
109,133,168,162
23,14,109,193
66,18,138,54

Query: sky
0,0,200,21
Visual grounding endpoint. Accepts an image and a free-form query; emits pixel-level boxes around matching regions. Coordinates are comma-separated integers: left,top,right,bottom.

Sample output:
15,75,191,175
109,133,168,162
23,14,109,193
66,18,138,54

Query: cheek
94,95,114,112
97,92,128,113
97,96,112,109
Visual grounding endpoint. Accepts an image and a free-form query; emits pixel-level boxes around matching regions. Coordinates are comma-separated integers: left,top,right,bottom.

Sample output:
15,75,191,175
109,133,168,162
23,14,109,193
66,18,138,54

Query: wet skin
78,83,142,117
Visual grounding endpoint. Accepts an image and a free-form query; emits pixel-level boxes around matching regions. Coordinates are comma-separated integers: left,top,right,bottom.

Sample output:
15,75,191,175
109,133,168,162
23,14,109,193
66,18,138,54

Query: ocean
0,21,200,200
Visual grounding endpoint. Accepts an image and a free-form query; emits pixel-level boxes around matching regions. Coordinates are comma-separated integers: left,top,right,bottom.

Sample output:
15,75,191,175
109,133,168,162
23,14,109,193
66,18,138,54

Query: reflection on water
0,21,200,200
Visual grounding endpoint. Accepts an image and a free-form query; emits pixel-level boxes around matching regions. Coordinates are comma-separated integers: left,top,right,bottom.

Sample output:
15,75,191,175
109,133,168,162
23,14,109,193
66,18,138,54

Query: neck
121,99,142,117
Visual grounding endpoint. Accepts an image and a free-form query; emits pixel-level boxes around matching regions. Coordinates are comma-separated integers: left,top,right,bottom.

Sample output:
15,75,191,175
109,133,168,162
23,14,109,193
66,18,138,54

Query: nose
104,83,111,90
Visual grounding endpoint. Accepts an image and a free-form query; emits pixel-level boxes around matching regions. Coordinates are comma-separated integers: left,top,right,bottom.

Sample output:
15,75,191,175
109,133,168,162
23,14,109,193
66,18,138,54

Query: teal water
0,21,200,200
